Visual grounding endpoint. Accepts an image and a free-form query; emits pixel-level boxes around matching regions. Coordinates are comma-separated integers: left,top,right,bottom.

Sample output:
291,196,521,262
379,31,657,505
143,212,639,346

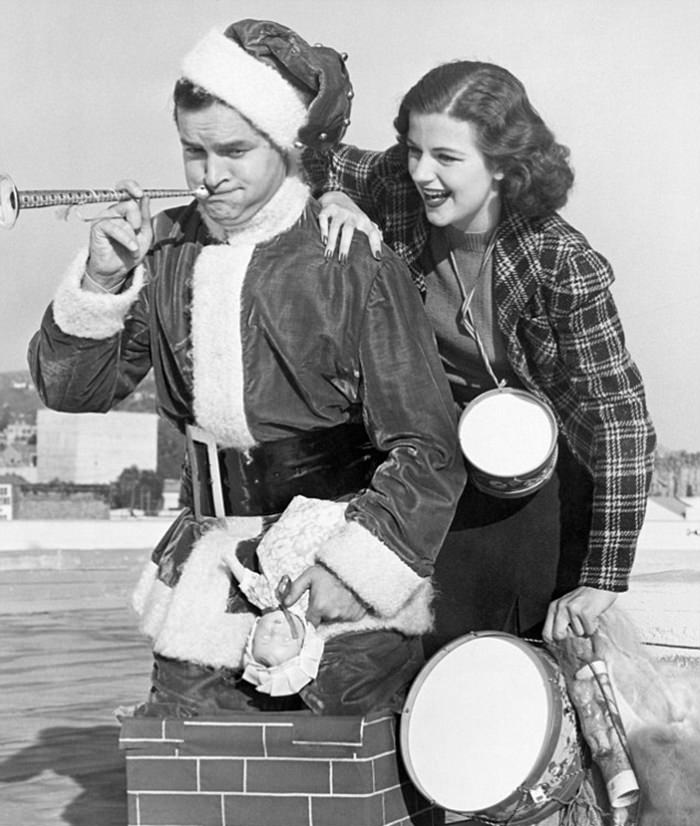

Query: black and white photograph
0,1,699,824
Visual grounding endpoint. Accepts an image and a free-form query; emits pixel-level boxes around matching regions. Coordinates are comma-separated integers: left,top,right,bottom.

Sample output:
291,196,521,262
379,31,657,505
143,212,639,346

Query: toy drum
458,387,558,498
400,632,583,825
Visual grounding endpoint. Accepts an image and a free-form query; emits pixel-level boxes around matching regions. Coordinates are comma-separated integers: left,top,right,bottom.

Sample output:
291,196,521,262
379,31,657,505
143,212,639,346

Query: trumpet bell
0,174,20,229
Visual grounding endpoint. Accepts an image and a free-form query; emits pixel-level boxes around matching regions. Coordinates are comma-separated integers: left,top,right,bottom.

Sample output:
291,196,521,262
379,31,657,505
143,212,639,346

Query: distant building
0,462,38,484
0,482,13,519
36,409,158,484
161,477,183,512
13,482,111,520
0,444,29,467
1,417,36,445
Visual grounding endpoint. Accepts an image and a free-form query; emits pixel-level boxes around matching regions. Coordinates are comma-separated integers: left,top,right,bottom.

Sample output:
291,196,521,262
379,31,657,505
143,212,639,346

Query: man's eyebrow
179,138,251,153
213,141,250,153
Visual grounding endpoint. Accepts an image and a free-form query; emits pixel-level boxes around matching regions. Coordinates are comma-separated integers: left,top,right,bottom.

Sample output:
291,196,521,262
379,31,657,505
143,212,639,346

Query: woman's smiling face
406,111,503,234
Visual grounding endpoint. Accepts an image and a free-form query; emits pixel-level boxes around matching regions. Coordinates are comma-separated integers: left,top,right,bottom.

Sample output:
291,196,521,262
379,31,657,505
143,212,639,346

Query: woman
304,60,656,653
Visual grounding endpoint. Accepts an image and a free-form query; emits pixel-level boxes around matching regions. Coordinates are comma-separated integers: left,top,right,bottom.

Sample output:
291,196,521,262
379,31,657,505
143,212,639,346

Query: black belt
186,422,384,519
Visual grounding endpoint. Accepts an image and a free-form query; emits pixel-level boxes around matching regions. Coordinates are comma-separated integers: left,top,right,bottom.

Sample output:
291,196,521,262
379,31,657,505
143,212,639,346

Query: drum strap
448,233,505,392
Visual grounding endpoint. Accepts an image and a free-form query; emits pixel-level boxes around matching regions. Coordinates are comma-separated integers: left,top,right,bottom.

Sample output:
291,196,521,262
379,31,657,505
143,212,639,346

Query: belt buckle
186,424,227,522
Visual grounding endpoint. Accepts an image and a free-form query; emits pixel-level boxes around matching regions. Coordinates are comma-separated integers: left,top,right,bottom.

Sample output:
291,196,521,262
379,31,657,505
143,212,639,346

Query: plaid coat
304,143,656,592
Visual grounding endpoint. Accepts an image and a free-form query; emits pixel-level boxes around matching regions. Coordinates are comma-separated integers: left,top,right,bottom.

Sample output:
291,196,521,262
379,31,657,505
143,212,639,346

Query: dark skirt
424,439,593,658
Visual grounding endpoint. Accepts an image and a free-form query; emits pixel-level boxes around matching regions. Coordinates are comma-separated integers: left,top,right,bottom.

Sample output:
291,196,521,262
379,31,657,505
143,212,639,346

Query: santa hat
181,19,353,151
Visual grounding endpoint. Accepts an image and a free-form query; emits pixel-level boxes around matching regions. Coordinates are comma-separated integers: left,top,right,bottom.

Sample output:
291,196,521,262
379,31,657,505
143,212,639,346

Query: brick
199,758,245,792
223,793,310,826
121,717,165,740
124,741,180,756
360,715,397,757
139,792,223,825
394,752,412,784
383,790,439,826
125,756,198,791
389,816,437,826
246,758,330,794
127,792,138,826
292,714,364,746
398,782,435,818
264,724,359,759
425,808,446,826
331,758,375,794
182,721,265,756
164,719,187,740
312,793,384,826
373,752,403,791
120,717,184,754
383,783,412,823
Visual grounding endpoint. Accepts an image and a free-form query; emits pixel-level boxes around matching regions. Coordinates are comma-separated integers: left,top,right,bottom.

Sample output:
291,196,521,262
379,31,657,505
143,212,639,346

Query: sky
0,0,699,450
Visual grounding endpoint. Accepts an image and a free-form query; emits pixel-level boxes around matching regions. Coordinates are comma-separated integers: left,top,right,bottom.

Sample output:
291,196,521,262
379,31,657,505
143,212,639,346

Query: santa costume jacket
28,176,465,671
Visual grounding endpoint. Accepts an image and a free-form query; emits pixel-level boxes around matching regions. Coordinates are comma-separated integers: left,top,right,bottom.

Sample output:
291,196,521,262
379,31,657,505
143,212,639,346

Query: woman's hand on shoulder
542,586,618,642
318,191,383,262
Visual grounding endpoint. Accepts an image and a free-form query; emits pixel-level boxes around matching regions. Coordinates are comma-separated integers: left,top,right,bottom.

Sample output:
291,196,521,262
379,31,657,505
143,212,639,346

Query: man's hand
318,191,383,262
543,586,618,642
283,564,368,627
85,179,153,288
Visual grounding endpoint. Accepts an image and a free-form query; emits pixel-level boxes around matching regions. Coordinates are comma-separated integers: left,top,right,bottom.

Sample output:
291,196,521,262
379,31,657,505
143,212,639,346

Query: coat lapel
493,208,543,383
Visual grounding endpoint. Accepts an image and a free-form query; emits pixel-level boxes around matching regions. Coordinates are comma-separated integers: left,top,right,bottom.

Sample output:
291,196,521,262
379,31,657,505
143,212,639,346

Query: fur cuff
316,519,431,619
131,518,263,669
52,249,145,339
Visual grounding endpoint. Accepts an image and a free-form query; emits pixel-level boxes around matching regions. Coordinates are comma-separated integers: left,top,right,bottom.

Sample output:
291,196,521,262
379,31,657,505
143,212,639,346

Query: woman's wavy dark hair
394,61,574,218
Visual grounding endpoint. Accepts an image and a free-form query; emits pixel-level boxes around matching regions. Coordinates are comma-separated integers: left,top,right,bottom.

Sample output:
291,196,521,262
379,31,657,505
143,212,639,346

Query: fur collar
191,175,309,448
198,175,309,246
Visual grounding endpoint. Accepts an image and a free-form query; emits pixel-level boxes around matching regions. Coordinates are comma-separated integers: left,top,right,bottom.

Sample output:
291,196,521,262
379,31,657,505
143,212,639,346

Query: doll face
251,610,305,667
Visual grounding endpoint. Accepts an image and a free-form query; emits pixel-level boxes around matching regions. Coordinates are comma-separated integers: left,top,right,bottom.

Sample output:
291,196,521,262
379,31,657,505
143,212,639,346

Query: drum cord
448,236,507,393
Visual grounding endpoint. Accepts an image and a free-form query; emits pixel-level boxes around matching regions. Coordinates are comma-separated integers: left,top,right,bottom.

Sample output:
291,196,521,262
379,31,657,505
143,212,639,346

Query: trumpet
0,173,200,229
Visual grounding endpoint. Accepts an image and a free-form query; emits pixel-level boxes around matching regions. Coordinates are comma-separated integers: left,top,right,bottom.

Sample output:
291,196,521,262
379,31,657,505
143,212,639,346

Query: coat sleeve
314,257,466,624
28,249,152,413
545,244,656,591
303,143,404,223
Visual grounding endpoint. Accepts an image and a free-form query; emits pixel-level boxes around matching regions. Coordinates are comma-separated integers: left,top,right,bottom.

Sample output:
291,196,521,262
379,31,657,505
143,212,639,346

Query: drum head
458,389,556,478
401,634,554,814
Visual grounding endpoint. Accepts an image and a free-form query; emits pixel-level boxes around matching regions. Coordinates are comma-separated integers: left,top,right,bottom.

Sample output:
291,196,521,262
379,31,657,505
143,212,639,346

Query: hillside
0,369,160,419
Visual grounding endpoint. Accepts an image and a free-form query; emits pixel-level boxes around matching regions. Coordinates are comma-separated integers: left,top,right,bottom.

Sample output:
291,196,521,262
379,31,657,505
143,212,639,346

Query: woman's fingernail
339,253,347,264
324,248,333,260
321,235,328,245
373,251,382,260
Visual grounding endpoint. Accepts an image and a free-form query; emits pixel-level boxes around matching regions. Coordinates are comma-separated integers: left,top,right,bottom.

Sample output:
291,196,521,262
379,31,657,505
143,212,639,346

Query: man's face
177,101,287,232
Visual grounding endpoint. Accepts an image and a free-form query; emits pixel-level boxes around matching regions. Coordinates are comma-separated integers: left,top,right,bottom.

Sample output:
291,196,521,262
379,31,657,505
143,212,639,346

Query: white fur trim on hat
52,249,145,339
182,29,308,150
